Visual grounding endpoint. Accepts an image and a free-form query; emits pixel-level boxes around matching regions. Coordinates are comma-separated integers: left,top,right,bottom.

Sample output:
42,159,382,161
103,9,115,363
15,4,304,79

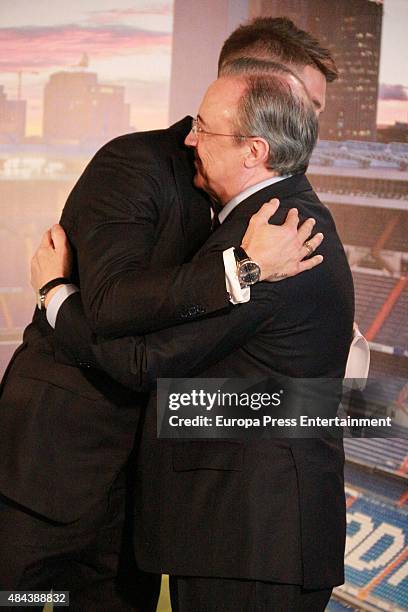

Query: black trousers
0,471,160,612
170,576,332,612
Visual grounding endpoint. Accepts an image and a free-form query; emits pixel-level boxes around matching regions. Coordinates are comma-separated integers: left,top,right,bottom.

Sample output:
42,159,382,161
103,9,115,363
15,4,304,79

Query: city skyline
0,0,406,137
0,0,173,135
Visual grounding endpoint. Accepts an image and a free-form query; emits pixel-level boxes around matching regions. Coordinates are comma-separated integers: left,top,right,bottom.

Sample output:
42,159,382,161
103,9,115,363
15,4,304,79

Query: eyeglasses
191,117,248,139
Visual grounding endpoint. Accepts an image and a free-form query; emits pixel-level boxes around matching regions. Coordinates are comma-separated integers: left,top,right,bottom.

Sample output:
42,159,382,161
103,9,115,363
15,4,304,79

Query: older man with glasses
31,59,353,612
0,17,357,612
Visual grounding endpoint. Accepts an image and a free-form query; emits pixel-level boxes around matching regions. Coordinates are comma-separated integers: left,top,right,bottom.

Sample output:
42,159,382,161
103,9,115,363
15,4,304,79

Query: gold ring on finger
304,240,313,256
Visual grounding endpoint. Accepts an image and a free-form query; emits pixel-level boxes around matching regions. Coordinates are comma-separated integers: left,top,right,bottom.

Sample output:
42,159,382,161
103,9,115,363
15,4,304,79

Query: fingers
251,198,280,224
50,224,68,250
297,217,316,243
298,254,324,272
302,232,324,258
282,207,300,229
40,229,52,248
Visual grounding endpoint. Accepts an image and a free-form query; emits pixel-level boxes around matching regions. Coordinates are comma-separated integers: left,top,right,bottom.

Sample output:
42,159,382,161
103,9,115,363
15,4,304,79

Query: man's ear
243,137,270,169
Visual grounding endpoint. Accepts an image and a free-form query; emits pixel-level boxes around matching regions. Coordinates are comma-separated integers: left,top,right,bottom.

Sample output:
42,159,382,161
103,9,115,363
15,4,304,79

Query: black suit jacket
0,118,231,522
54,174,354,588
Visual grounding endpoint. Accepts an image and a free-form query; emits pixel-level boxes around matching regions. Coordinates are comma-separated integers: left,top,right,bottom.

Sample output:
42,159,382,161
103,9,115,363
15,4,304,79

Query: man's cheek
193,172,205,189
195,152,208,178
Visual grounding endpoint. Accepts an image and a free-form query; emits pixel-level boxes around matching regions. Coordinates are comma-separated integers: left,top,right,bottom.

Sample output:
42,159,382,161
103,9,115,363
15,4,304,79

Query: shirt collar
218,175,290,224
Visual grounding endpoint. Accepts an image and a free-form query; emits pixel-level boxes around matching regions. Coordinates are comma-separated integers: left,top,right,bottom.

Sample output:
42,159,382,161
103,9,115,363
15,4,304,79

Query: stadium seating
344,463,407,503
322,204,407,251
370,352,408,378
344,437,407,473
353,272,397,335
343,492,408,610
374,285,408,349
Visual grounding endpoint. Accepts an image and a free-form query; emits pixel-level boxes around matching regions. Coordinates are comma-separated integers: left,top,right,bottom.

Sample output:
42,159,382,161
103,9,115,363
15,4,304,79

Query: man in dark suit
0,20,329,609
33,62,354,611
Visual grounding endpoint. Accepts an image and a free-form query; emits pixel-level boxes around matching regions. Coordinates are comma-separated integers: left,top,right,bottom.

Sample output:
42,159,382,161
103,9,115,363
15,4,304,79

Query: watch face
239,261,261,285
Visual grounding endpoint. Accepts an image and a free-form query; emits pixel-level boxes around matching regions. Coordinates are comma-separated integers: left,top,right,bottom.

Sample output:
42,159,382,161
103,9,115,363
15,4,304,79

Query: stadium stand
344,438,407,473
344,463,407,504
310,140,408,171
315,139,408,611
338,490,408,611
343,377,407,421
369,352,408,379
324,205,407,252
353,273,398,335
374,285,408,349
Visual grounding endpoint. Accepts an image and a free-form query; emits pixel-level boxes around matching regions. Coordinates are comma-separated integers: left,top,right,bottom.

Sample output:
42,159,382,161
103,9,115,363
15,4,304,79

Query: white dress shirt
344,323,370,386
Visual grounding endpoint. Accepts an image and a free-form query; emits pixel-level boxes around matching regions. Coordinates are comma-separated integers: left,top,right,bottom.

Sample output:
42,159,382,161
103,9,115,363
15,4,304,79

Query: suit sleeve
54,284,277,392
61,144,229,338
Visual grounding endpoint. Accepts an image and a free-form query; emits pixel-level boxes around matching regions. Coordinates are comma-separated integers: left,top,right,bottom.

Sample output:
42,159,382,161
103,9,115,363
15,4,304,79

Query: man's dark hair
218,17,338,82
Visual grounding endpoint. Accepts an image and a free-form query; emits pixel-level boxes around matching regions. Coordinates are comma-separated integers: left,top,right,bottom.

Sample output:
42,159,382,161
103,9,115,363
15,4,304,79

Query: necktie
211,213,221,231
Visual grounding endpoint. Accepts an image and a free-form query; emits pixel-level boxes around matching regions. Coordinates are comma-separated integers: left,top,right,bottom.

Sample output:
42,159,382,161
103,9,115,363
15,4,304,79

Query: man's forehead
205,76,246,101
199,77,246,118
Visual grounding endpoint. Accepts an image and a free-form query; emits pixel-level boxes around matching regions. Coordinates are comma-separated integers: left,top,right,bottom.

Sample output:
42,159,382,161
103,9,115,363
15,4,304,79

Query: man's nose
184,129,197,147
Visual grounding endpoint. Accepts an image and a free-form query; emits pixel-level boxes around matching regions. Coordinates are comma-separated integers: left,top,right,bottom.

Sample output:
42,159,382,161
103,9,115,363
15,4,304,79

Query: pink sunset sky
0,0,174,134
0,0,406,136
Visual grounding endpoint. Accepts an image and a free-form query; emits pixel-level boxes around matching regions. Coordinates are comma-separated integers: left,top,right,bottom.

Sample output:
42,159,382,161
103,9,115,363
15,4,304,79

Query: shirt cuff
223,247,250,305
46,284,79,328
344,322,370,388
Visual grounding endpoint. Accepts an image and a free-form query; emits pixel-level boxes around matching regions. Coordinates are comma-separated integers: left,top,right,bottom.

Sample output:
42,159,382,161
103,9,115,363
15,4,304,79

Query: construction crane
71,53,89,69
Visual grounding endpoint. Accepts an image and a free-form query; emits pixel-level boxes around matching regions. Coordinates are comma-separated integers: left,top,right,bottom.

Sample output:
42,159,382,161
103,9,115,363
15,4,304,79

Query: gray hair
221,58,318,175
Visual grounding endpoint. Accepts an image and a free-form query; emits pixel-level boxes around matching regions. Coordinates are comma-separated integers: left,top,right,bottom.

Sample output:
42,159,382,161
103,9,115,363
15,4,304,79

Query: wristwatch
37,277,70,311
234,247,261,288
